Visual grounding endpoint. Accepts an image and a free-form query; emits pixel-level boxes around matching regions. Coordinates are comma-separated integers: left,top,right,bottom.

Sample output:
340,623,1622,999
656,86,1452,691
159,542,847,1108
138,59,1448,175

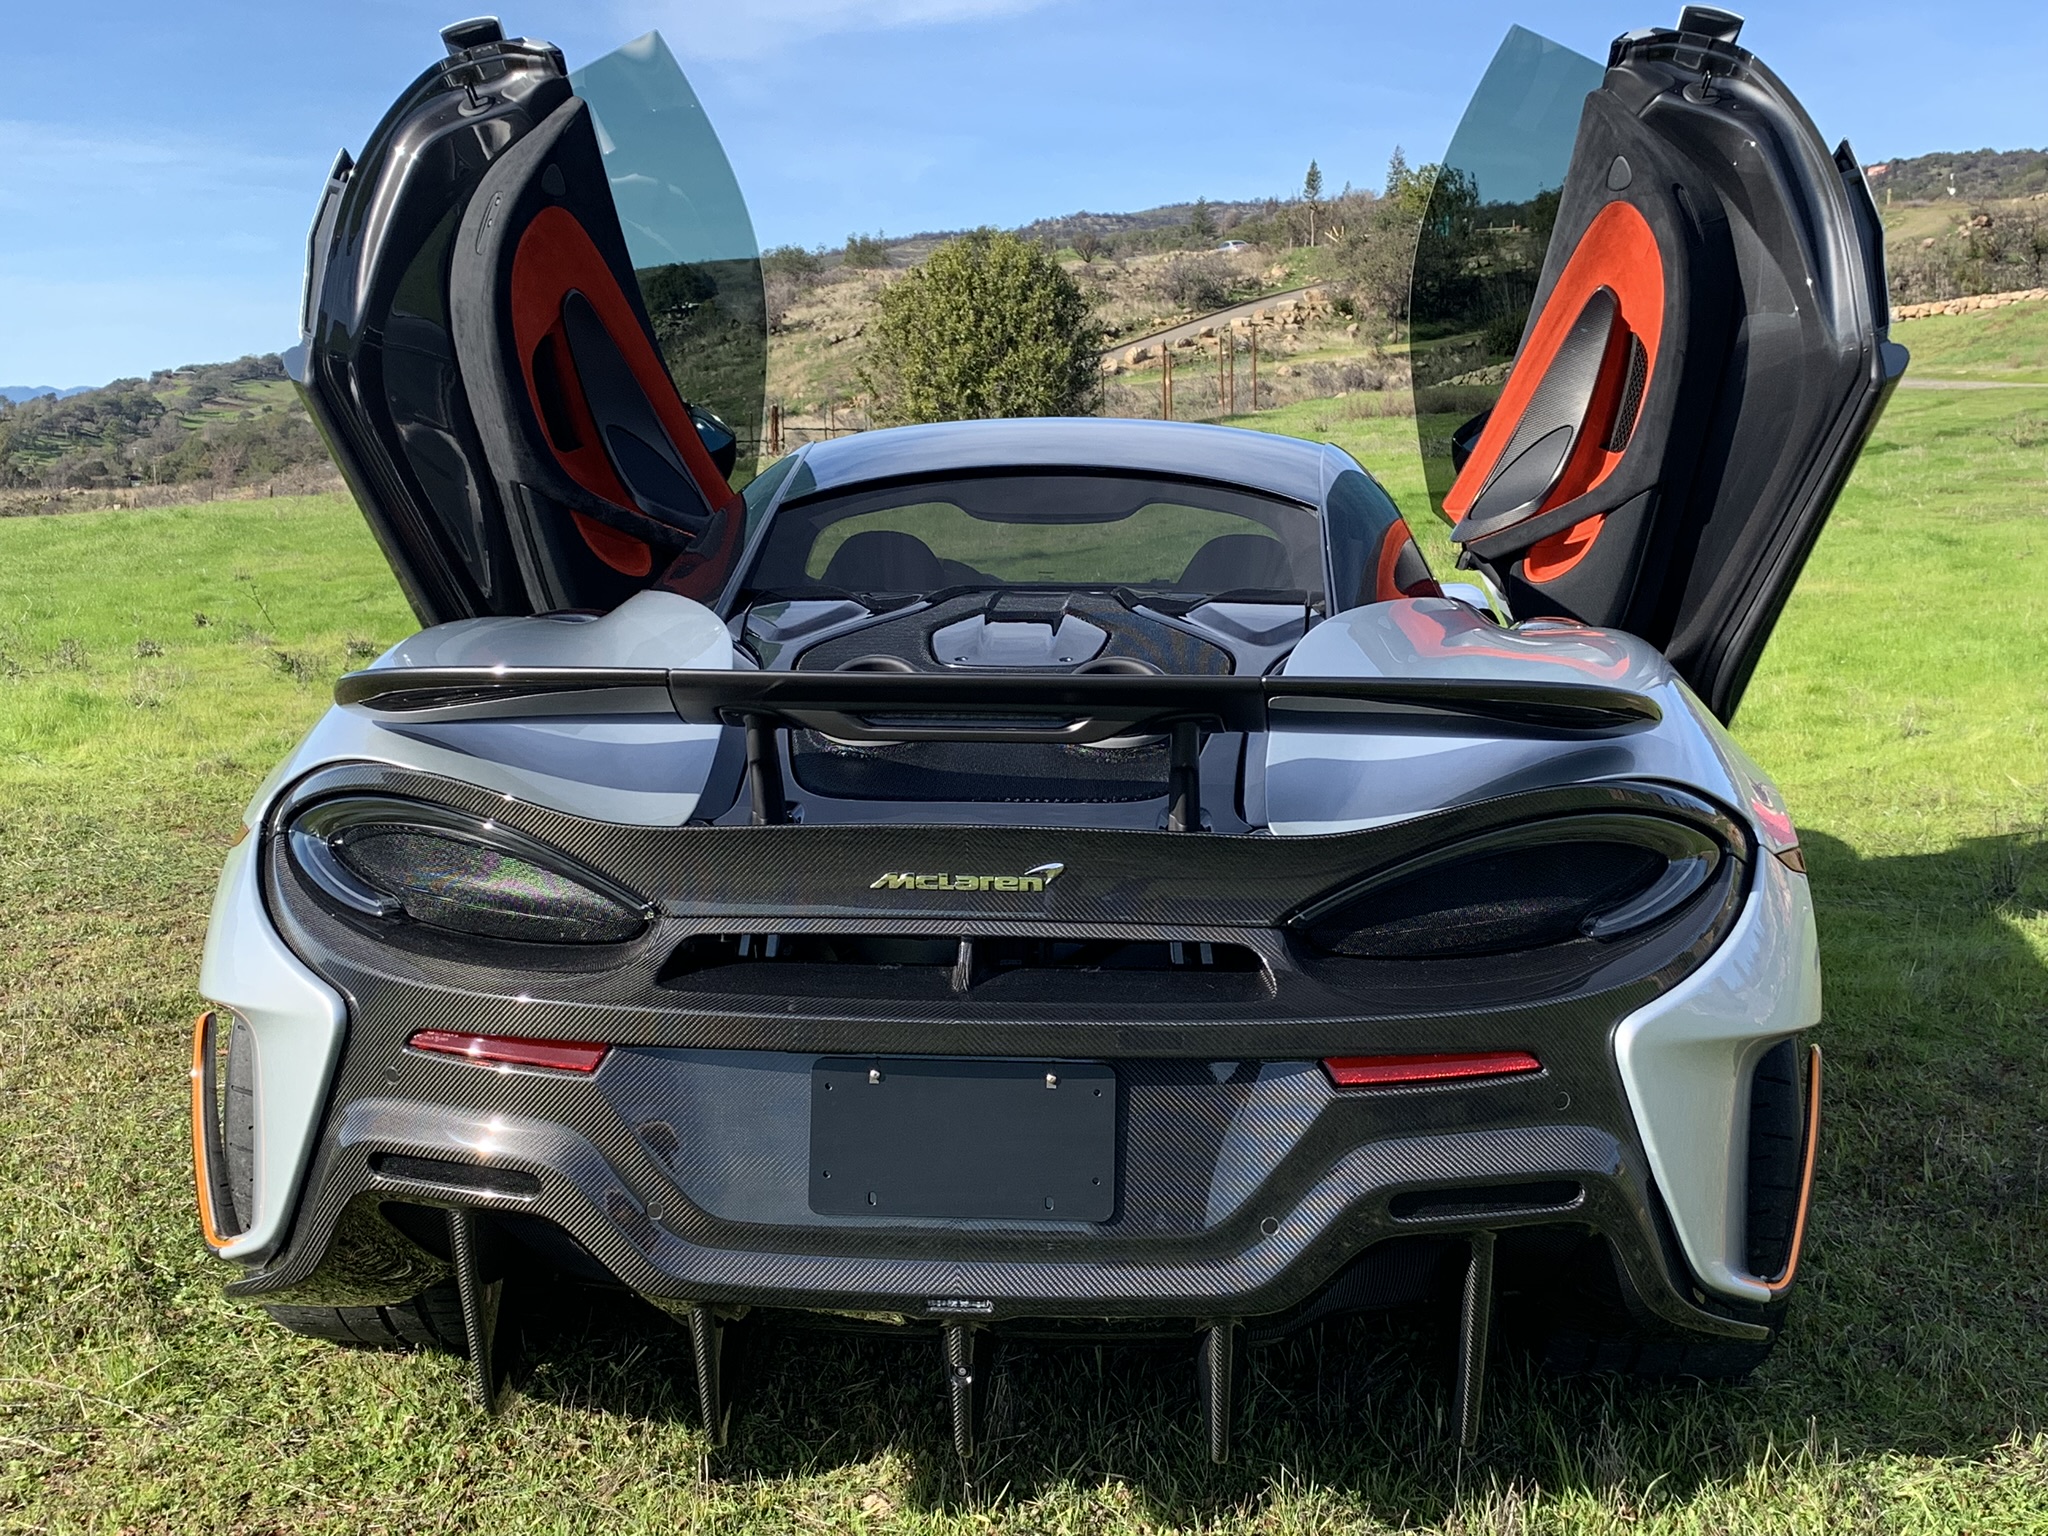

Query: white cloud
613,0,1055,59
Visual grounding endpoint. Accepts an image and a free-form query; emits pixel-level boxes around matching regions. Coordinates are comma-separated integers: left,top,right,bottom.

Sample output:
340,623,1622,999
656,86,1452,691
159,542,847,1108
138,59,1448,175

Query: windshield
742,473,1326,603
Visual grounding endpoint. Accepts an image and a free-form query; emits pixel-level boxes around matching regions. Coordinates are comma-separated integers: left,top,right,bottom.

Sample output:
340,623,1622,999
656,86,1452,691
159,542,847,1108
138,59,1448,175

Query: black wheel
264,1281,468,1354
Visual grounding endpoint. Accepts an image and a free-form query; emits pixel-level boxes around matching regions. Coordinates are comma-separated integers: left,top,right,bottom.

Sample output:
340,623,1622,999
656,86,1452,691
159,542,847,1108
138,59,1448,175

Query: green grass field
1891,304,2048,384
3,334,2047,1530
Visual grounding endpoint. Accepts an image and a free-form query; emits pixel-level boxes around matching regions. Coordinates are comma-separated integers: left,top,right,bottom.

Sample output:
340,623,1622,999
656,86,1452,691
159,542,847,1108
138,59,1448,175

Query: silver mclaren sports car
192,7,1901,1466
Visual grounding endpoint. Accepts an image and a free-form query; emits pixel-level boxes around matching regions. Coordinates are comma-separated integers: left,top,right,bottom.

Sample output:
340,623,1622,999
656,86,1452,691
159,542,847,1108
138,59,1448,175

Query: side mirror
1449,407,1491,475
691,404,739,482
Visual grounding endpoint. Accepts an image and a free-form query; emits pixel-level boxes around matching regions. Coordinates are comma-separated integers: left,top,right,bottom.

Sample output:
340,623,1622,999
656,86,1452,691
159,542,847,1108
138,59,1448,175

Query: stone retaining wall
1894,287,2048,320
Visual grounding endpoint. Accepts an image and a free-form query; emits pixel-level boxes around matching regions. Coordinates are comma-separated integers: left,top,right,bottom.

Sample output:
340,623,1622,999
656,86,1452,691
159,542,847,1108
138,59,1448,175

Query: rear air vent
1387,1181,1583,1221
659,932,1270,1004
369,1153,543,1199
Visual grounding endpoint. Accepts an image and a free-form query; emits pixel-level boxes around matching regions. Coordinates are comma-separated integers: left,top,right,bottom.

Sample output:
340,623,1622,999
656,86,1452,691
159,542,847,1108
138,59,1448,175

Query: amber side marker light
1323,1051,1542,1089
409,1030,610,1073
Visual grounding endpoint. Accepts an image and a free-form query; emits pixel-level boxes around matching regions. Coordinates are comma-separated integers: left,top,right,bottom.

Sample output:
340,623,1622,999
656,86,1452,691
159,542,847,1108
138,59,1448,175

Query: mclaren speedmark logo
869,862,1066,893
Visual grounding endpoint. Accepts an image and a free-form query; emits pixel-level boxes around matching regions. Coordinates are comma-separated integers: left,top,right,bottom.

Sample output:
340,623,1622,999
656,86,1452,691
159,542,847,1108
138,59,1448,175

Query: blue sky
3,0,2044,387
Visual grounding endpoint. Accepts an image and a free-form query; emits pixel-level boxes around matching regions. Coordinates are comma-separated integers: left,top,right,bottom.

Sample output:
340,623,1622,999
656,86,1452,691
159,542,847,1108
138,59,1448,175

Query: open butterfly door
1414,8,1907,722
288,20,766,623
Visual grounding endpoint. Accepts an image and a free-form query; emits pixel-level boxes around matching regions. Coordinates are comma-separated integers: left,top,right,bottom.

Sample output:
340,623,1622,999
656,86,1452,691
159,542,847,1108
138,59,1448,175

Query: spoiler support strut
743,715,788,826
1167,721,1203,833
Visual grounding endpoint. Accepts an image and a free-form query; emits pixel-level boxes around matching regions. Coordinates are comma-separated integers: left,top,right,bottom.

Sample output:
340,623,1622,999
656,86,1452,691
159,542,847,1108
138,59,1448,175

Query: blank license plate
809,1057,1116,1221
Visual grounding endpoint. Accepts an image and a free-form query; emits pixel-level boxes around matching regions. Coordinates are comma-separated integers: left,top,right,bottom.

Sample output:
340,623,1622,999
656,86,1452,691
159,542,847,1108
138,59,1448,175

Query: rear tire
264,1281,468,1354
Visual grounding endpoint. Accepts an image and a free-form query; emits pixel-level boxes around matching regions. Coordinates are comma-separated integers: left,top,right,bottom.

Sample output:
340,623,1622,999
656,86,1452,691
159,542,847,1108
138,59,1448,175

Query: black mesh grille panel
783,593,1228,803
792,593,1233,676
791,734,1172,803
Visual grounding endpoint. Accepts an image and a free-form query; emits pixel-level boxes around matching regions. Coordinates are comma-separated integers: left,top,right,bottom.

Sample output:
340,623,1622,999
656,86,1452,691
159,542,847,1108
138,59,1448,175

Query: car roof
788,418,1338,506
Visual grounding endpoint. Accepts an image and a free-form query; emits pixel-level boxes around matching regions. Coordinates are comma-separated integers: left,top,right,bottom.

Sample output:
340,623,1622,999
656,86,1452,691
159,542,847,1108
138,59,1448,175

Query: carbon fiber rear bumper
230,1045,1763,1345
222,762,1771,1345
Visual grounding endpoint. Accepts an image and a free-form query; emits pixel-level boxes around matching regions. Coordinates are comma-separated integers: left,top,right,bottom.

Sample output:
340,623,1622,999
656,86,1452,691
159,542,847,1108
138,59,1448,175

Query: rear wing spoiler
337,666,1660,737
334,665,1661,828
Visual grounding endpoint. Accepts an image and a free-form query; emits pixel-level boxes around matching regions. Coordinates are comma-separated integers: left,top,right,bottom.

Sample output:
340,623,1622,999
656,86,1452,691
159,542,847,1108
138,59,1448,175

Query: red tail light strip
1322,1051,1542,1089
409,1030,610,1074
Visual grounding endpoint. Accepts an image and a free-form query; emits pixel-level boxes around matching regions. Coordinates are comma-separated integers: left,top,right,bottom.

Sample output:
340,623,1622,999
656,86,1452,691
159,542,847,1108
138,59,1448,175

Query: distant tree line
0,355,329,492
1867,149,2048,204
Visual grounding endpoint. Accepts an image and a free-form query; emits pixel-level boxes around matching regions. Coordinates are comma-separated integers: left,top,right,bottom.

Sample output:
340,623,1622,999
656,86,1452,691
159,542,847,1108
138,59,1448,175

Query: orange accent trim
1521,513,1607,582
508,204,742,529
570,510,655,577
1372,520,1411,603
1445,201,1666,526
1764,1044,1822,1296
191,1011,230,1252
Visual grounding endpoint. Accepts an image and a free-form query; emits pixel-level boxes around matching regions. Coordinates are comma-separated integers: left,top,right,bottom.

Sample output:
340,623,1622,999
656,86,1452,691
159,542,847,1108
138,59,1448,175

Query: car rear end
196,714,1814,1453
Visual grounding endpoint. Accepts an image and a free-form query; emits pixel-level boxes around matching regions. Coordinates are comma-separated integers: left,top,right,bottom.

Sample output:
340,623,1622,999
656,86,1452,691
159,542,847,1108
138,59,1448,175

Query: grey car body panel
197,835,348,1261
1270,599,1743,835
1615,853,1819,1302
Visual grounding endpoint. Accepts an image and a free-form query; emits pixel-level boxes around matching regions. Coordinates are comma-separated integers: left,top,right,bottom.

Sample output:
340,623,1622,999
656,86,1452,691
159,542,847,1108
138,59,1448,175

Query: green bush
841,232,893,270
860,229,1104,425
762,244,825,283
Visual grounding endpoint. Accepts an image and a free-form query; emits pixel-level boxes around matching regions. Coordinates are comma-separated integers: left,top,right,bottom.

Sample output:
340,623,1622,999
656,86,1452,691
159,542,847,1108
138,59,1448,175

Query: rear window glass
742,472,1324,601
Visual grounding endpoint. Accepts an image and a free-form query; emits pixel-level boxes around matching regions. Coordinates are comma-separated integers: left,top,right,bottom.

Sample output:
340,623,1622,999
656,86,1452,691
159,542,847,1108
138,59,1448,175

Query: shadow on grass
495,823,2048,1521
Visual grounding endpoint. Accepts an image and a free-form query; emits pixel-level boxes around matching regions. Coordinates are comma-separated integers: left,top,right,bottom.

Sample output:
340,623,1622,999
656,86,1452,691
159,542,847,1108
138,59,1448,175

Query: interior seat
1179,533,1294,593
821,530,948,592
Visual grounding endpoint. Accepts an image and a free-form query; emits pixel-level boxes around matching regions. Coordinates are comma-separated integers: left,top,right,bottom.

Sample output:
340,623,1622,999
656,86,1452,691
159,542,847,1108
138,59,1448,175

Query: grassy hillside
3,309,2047,1536
0,356,332,506
1880,195,2048,307
1868,148,2048,203
1893,302,2048,382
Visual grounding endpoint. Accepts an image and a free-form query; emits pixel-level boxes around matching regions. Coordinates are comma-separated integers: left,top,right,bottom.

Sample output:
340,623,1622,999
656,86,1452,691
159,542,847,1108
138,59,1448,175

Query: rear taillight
286,795,653,945
1291,813,1725,960
1747,782,1805,873
408,1030,610,1073
1323,1051,1542,1089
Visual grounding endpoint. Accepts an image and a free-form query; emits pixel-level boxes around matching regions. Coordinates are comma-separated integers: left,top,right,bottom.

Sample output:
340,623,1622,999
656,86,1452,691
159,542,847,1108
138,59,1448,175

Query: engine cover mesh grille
786,593,1229,802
